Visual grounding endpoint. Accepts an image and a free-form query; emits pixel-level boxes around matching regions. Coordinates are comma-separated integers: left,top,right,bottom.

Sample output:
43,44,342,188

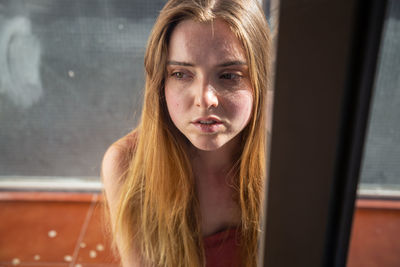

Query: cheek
165,85,184,125
224,91,253,126
166,93,179,111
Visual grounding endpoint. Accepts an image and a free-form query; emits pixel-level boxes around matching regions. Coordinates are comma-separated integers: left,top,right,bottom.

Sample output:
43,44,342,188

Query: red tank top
203,227,241,267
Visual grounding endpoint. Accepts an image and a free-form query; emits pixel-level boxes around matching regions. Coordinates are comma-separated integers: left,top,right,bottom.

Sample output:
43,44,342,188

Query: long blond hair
112,0,271,266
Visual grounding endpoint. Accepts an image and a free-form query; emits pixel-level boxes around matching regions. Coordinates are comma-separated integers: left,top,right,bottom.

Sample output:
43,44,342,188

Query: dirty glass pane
0,0,166,183
358,0,400,196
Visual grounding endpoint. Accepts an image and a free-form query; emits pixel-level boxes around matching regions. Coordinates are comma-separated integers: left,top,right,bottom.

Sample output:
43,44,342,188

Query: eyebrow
167,60,194,67
217,60,248,67
167,60,247,67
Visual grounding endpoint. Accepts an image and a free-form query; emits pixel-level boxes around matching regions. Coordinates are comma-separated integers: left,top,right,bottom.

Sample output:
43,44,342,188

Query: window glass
0,0,166,185
358,0,400,196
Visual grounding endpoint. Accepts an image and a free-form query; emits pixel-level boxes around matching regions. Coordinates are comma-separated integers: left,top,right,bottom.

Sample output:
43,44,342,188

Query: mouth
197,120,220,125
192,117,223,133
194,116,222,125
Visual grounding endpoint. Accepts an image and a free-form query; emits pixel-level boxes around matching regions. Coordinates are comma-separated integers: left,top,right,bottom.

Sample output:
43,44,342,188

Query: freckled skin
165,19,253,151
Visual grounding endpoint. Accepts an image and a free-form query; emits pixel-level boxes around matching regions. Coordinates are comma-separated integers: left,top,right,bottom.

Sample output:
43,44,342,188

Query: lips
194,116,222,124
192,116,223,133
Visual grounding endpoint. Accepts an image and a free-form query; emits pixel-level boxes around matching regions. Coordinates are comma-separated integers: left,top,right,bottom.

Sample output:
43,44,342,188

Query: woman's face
165,19,253,151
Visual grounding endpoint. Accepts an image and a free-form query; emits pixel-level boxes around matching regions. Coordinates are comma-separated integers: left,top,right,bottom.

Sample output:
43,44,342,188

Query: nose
195,80,218,109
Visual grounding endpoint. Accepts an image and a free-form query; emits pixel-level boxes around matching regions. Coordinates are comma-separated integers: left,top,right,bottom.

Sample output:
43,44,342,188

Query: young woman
102,0,271,266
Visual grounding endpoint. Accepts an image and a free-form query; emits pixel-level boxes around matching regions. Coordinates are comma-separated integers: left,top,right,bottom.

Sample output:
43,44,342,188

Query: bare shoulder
101,131,138,206
101,131,143,266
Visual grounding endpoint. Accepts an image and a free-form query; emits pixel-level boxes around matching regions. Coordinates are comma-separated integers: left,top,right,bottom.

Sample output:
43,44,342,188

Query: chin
188,136,225,152
192,143,222,151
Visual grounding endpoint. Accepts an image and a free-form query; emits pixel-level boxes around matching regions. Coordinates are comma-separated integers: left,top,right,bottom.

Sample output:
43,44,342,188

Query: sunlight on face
165,19,253,151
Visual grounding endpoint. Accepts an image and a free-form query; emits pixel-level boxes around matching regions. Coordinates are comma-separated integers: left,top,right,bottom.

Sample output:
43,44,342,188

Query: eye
171,71,186,79
167,69,193,82
220,73,241,80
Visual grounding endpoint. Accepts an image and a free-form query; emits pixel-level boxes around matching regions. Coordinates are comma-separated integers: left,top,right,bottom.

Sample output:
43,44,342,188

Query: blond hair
111,0,271,266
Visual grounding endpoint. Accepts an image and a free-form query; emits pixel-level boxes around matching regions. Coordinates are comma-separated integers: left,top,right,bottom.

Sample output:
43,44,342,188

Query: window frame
259,0,387,266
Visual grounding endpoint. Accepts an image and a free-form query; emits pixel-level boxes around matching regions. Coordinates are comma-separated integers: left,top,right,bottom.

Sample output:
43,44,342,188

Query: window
0,0,166,191
358,0,400,197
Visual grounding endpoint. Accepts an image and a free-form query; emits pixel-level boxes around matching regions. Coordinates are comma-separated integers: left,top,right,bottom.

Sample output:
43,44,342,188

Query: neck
189,135,242,180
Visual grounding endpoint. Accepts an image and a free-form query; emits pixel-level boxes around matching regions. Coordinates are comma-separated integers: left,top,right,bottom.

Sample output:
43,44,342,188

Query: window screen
358,0,400,195
0,0,166,183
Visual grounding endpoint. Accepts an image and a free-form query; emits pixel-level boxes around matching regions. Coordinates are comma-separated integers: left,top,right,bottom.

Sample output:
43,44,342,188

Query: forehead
167,19,246,64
